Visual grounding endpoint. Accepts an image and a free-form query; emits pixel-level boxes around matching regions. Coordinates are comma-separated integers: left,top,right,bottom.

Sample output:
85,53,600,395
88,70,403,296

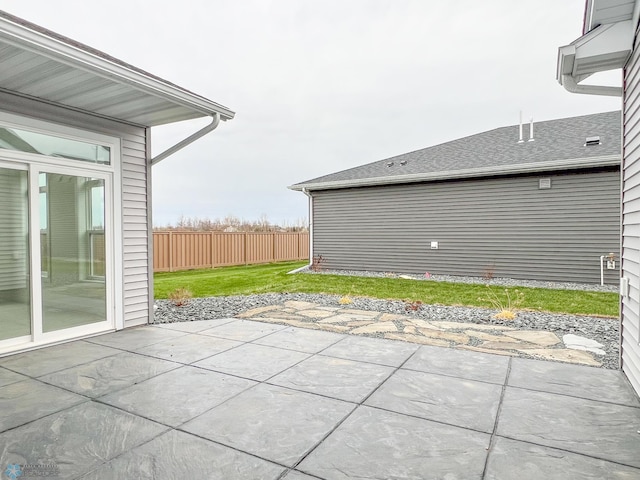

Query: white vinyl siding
622,23,640,396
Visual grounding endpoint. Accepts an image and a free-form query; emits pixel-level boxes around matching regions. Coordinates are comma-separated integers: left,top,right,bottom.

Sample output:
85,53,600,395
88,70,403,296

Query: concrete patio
0,318,639,479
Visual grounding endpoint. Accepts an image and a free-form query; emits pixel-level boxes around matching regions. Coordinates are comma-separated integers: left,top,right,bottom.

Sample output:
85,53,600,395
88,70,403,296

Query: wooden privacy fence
153,231,310,272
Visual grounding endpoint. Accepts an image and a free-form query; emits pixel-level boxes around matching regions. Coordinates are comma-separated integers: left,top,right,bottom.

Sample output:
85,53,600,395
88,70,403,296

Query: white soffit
0,11,235,127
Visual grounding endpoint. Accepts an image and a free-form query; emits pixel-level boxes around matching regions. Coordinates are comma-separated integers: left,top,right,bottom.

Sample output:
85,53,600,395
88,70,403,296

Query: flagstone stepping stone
284,300,320,310
521,348,601,367
340,309,380,318
263,313,308,321
480,341,535,351
298,309,336,319
562,334,606,355
263,318,323,331
464,331,508,342
406,319,438,330
430,321,515,331
314,324,352,333
416,328,469,344
384,333,450,347
379,313,408,322
236,305,281,318
505,331,561,347
346,321,374,328
320,313,380,323
351,322,399,335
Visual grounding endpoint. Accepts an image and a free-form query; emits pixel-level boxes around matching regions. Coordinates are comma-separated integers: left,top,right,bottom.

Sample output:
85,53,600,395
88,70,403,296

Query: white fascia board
288,155,620,191
0,16,235,122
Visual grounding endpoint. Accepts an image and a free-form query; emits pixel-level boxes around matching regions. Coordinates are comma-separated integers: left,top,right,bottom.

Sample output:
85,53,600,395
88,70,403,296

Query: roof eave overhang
0,14,235,127
557,18,633,96
288,155,621,192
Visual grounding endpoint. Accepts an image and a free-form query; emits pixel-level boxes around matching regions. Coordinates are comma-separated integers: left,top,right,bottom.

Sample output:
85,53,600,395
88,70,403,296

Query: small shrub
168,287,192,306
480,286,524,320
483,264,495,281
339,296,353,305
405,300,423,312
311,255,325,272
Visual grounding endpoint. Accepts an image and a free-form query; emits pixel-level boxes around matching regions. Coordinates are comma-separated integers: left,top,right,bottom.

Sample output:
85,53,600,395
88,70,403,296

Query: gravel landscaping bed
301,267,618,293
154,292,620,369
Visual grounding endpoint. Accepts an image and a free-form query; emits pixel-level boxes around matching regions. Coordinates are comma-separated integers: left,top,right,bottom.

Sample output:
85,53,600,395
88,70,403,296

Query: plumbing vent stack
528,117,534,142
518,111,524,143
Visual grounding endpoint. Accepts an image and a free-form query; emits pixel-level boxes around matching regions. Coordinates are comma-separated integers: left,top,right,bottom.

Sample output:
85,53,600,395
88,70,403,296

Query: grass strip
154,261,619,317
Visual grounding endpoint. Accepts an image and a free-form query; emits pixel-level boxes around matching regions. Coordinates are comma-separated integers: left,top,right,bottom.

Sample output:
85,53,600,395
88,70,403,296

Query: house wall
0,91,150,328
622,22,640,396
311,168,620,284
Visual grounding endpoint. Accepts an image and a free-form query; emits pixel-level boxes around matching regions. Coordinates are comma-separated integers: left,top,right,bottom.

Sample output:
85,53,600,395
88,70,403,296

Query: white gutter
560,73,622,96
0,14,235,121
289,154,620,191
151,113,220,166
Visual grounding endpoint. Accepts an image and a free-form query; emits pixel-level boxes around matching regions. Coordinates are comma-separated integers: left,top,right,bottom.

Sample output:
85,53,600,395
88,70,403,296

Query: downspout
560,74,622,97
302,187,313,267
150,112,220,166
287,187,313,274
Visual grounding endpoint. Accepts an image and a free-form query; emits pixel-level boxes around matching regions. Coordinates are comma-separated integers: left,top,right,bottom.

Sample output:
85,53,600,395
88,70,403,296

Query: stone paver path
237,301,604,367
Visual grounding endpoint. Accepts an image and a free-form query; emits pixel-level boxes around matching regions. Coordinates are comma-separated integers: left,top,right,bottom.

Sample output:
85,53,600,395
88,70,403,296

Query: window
0,126,110,164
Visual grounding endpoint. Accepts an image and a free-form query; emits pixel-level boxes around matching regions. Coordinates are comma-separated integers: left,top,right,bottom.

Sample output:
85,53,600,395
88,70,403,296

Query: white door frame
0,112,123,355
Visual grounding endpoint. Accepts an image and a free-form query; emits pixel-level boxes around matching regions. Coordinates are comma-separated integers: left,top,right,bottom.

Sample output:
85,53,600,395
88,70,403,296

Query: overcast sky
1,0,622,226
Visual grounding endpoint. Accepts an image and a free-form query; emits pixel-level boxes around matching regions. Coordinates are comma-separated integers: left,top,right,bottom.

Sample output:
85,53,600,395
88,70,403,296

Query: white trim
0,16,235,121
113,144,124,330
290,155,621,191
28,163,42,343
0,325,115,357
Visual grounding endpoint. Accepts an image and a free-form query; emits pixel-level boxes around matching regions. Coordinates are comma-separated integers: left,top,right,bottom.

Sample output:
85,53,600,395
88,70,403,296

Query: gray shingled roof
290,111,621,191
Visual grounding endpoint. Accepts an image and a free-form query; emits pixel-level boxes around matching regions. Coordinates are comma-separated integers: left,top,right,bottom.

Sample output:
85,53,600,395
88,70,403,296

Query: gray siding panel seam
313,169,620,285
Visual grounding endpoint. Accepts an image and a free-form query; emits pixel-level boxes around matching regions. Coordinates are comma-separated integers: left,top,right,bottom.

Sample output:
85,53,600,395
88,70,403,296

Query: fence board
153,231,309,272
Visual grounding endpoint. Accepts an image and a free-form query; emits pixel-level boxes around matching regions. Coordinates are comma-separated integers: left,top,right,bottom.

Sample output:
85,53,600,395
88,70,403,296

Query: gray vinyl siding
0,91,150,328
312,168,620,284
622,23,640,397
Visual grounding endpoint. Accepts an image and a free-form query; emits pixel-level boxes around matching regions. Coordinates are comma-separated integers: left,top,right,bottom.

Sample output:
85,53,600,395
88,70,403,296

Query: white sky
1,0,622,226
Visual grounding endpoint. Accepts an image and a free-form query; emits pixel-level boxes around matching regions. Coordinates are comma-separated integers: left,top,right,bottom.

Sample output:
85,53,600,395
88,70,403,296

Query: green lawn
153,261,619,317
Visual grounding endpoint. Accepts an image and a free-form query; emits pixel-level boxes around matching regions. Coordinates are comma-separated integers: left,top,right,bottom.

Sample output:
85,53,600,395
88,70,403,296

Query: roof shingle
291,111,621,190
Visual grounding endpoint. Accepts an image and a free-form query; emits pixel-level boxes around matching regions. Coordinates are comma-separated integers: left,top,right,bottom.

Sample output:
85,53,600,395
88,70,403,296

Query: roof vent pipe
518,111,524,143
528,117,534,142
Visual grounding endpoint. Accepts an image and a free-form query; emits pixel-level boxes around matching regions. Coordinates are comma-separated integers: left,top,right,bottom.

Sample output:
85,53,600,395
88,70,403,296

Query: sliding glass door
0,165,30,341
0,112,118,352
0,162,112,350
40,172,107,333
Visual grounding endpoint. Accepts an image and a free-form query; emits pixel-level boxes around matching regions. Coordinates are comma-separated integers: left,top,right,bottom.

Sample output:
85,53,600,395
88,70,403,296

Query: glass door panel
41,173,106,332
0,167,30,340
